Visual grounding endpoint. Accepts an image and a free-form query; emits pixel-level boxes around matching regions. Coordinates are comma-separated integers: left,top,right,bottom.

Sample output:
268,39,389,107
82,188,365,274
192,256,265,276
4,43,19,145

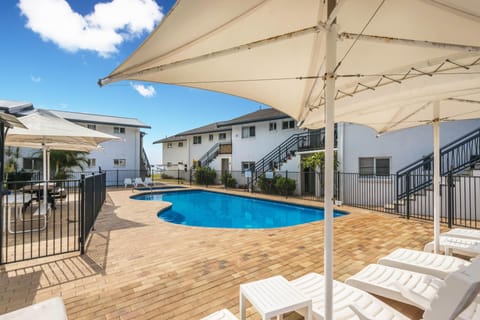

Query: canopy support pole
324,4,337,319
433,101,441,253
42,146,49,214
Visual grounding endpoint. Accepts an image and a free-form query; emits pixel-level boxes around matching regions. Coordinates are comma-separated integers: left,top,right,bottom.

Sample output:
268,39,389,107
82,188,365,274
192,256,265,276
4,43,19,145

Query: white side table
240,275,312,320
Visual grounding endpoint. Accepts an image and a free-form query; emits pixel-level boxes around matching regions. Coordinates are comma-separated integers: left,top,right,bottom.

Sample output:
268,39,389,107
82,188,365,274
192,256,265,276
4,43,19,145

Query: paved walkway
0,186,445,319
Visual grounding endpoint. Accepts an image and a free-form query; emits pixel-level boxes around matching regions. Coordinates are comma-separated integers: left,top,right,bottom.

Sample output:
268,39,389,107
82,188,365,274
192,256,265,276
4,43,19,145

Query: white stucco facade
341,119,480,174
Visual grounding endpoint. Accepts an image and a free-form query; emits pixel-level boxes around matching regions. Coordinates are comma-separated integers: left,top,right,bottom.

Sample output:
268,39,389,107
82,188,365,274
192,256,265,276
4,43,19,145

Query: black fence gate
0,172,106,264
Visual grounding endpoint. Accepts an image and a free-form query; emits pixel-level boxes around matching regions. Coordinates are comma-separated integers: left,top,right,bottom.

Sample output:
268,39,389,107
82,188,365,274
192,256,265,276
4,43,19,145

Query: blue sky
0,0,266,164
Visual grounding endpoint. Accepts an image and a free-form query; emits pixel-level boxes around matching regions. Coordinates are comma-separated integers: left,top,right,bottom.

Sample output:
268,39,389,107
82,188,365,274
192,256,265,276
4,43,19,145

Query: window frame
113,127,126,134
87,158,96,167
241,161,255,174
87,124,96,130
282,120,295,130
113,159,126,167
167,143,173,148
218,133,227,140
178,142,184,147
241,126,256,138
269,122,277,131
209,134,214,141
193,136,202,144
359,157,390,177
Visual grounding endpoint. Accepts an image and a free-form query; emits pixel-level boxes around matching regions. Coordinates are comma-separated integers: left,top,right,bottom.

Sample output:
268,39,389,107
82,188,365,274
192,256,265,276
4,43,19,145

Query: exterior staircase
140,147,151,175
252,128,337,181
198,142,232,167
393,126,480,211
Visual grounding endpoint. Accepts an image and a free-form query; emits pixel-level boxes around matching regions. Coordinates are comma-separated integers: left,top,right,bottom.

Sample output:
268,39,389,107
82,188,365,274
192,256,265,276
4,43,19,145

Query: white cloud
18,0,163,57
131,83,156,97
30,75,41,83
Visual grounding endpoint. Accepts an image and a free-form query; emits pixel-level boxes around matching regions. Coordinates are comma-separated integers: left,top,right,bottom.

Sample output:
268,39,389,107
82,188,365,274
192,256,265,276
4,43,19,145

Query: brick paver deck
0,186,446,319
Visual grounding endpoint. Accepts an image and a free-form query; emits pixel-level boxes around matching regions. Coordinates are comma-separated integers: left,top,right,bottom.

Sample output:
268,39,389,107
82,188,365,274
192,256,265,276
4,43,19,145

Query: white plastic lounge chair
345,258,480,313
378,248,470,279
201,309,237,320
133,177,145,187
144,177,154,186
443,228,480,240
0,297,68,320
124,178,133,188
424,236,480,257
291,273,410,320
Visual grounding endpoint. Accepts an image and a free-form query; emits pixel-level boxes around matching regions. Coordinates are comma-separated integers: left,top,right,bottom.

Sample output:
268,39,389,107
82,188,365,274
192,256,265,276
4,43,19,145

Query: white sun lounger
424,236,480,257
0,297,68,320
378,248,470,279
443,228,480,240
133,177,146,187
290,273,409,320
345,258,480,316
201,309,237,320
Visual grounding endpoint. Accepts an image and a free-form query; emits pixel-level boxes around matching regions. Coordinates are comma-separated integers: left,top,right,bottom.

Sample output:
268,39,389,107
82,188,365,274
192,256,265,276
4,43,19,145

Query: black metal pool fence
0,172,106,264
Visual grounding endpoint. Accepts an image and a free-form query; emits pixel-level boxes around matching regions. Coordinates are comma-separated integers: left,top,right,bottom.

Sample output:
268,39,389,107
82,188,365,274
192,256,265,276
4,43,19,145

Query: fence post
80,174,86,255
92,173,96,232
116,169,119,187
177,169,180,184
286,170,288,179
189,169,193,185
406,172,411,219
447,171,454,228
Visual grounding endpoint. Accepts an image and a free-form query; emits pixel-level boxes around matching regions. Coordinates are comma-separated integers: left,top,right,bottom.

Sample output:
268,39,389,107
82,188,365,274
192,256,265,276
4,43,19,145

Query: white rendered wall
230,119,304,172
82,124,141,172
342,119,480,174
187,131,231,168
162,141,188,169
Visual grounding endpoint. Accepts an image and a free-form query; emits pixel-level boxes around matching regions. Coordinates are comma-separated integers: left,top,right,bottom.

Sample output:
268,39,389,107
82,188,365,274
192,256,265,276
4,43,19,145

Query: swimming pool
133,190,347,229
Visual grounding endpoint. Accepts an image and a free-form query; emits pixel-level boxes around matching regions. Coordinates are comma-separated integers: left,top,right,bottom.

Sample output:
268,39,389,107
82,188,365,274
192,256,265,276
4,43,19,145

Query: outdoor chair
124,178,133,188
377,248,470,279
441,227,480,240
424,236,480,257
144,177,154,186
344,257,480,315
0,297,68,320
133,177,145,187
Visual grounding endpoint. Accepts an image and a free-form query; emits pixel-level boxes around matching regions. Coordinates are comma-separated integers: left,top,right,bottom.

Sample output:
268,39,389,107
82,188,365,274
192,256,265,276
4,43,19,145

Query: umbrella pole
433,101,441,253
324,20,337,320
43,146,48,214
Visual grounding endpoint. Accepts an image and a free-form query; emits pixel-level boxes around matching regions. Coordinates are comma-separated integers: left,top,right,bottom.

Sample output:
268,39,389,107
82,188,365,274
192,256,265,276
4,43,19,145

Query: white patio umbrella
99,1,480,318
5,109,120,213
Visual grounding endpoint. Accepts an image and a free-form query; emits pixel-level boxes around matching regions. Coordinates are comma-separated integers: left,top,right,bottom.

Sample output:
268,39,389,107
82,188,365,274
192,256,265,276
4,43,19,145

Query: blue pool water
133,190,346,229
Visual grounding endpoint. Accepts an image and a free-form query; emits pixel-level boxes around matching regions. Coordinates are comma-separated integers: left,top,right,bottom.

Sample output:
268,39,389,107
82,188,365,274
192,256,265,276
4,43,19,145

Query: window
193,136,202,144
167,143,173,148
218,133,227,140
269,122,277,131
282,120,295,130
87,158,96,167
241,126,255,138
209,134,214,141
167,162,172,166
241,161,255,174
87,124,96,130
22,157,42,170
178,142,183,147
114,127,125,134
114,159,126,167
359,157,390,176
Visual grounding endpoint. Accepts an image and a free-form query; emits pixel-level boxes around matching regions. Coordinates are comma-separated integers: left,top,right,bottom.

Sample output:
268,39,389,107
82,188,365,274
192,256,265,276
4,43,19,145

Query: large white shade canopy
99,1,480,319
100,0,480,127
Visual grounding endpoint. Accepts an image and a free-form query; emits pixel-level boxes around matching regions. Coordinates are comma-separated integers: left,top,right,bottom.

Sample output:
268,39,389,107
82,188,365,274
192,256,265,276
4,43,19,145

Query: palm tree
34,150,88,180
49,150,88,179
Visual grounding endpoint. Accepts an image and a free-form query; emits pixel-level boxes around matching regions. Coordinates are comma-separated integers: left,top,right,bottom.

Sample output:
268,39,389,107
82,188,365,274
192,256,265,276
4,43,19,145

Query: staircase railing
198,143,220,167
396,127,480,200
141,147,151,174
253,128,336,181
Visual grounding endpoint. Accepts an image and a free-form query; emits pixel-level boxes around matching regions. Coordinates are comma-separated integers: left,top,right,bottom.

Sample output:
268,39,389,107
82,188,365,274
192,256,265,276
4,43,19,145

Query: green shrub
194,167,217,186
221,172,237,188
257,174,279,194
274,176,296,196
